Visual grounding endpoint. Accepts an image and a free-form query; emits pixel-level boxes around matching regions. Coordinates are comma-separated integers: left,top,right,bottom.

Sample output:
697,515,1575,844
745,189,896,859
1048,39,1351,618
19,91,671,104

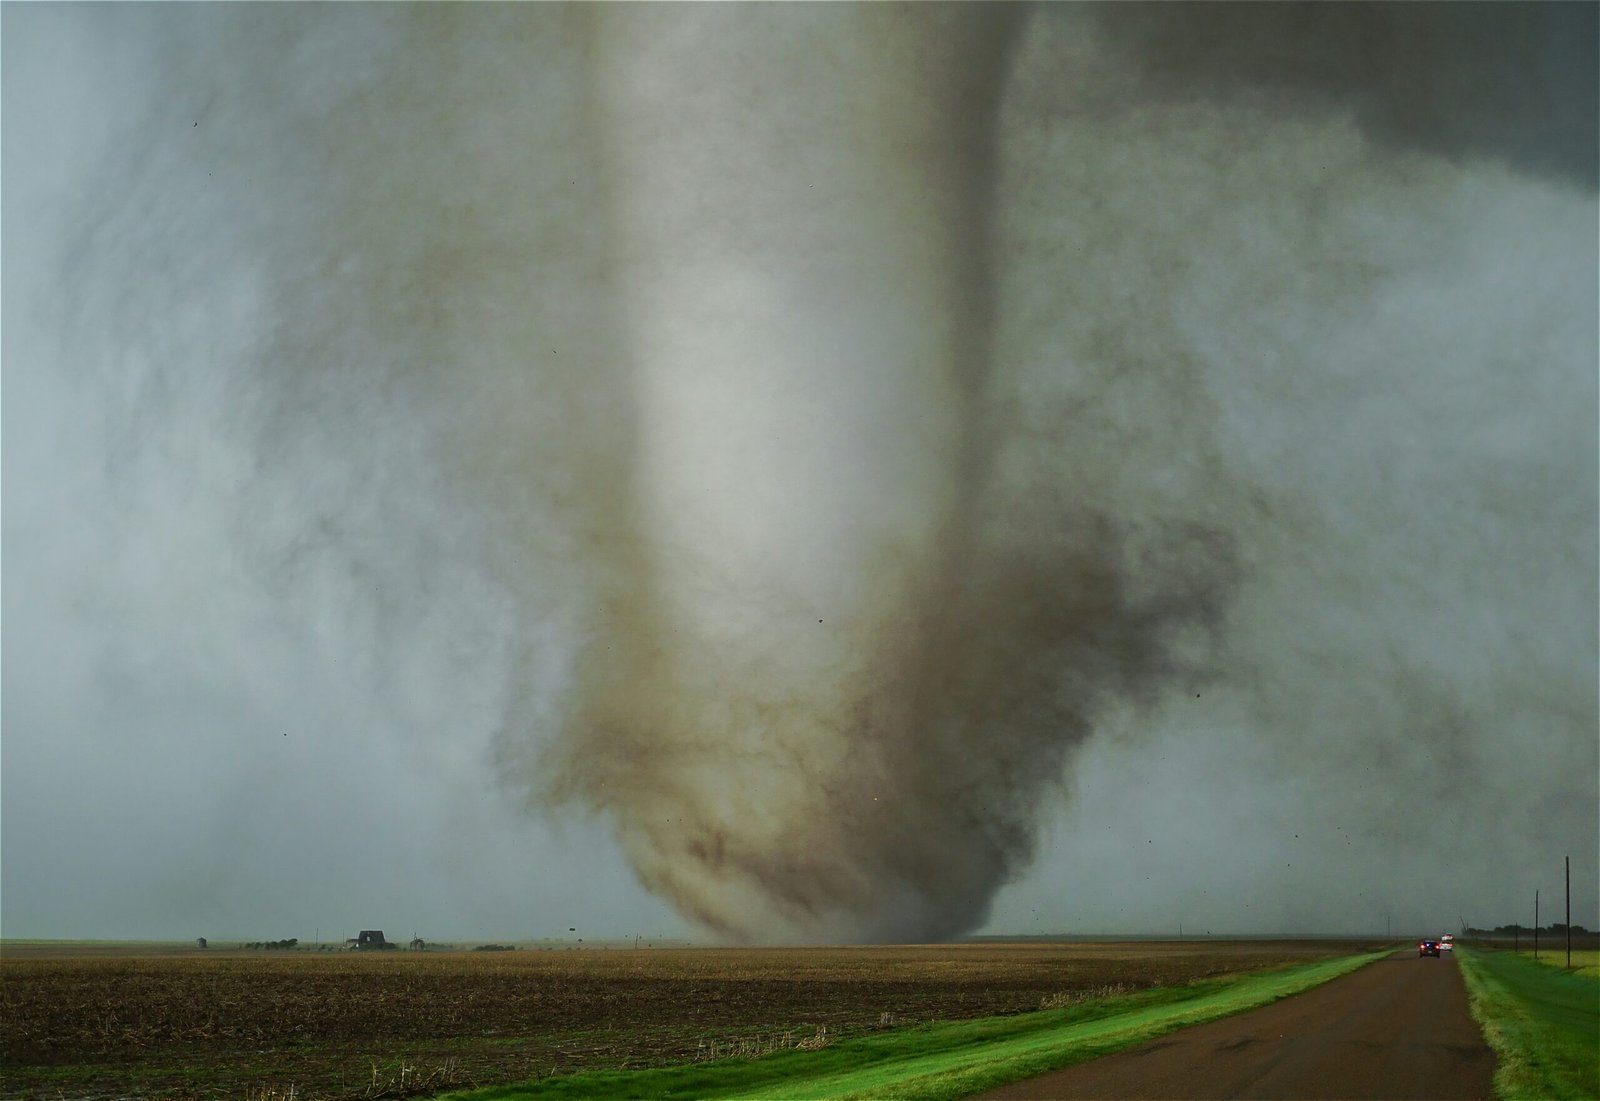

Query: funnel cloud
4,4,1595,944
529,6,1235,942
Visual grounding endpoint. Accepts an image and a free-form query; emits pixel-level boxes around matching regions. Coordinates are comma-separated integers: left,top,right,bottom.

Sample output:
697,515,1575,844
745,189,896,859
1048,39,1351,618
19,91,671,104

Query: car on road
1419,940,1441,957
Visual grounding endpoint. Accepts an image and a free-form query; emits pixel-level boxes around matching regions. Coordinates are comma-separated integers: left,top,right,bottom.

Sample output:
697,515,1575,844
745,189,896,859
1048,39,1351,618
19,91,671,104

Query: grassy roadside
440,948,1389,1101
1457,944,1600,1101
1497,947,1599,982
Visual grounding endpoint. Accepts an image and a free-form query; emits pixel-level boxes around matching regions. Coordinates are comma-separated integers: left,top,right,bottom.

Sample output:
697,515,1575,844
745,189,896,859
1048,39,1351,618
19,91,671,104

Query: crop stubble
1,940,1382,1100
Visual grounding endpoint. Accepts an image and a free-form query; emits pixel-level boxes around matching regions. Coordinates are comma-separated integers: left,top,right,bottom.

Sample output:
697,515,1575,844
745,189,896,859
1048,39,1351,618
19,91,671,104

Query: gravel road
974,949,1494,1100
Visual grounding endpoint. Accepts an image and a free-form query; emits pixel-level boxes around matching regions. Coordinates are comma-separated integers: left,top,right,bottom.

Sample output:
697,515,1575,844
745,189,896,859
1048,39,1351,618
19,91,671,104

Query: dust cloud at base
4,4,1594,943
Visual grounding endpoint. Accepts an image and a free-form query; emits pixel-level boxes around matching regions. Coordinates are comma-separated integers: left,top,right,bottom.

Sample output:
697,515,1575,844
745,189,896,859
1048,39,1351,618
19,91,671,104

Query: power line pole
1566,855,1572,970
1534,889,1540,961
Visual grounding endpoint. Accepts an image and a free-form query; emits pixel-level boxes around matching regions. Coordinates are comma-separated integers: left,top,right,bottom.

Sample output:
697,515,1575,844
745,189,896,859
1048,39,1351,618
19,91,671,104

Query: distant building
349,930,392,950
195,937,207,949
409,937,425,951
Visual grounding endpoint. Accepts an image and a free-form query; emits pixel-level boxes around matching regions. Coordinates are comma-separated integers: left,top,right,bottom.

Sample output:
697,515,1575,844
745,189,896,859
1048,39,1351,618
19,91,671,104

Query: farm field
1457,944,1600,1100
1454,934,1600,981
1,939,1387,1101
1505,947,1600,981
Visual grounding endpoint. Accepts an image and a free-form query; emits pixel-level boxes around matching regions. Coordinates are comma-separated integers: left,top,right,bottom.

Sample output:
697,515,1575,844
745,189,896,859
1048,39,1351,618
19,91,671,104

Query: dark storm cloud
990,2,1596,934
1091,2,1599,190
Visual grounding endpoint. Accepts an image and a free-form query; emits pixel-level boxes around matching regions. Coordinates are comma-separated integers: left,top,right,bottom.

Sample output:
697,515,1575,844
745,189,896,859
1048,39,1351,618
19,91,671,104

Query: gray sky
3,4,1595,943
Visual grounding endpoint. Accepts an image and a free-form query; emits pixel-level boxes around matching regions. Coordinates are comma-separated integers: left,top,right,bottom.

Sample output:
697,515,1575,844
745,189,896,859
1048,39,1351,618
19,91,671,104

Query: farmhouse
346,930,394,950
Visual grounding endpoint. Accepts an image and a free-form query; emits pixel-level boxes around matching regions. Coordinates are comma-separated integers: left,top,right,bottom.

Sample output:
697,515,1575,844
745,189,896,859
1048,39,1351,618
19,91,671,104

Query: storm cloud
4,3,1594,943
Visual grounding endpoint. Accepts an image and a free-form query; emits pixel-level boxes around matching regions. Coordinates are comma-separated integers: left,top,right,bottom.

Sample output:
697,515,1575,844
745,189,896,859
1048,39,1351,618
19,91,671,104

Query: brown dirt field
0,939,1386,1100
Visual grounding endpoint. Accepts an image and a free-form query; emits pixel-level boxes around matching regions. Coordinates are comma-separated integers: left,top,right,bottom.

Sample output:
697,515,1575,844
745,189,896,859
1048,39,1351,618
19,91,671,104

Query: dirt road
975,950,1494,1100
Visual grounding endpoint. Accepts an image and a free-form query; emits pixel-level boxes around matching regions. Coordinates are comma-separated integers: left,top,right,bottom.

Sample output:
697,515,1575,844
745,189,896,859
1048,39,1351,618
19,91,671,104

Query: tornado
20,2,1586,947
536,5,1229,943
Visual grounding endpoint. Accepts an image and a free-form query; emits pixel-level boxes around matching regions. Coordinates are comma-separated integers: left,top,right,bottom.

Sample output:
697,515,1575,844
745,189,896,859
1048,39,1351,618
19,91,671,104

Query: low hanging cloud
5,3,1593,943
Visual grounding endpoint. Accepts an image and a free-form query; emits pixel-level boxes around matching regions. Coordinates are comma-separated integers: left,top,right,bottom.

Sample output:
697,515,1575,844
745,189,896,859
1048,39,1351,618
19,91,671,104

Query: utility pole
1566,855,1572,970
1535,889,1540,960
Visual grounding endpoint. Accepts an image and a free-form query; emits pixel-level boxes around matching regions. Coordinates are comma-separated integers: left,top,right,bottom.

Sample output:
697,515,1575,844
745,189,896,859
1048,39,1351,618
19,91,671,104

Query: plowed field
0,940,1385,1100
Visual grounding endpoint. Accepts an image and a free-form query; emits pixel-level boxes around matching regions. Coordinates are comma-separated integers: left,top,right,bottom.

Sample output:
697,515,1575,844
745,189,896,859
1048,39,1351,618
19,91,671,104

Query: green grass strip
1504,947,1599,983
442,949,1387,1101
1457,944,1600,1101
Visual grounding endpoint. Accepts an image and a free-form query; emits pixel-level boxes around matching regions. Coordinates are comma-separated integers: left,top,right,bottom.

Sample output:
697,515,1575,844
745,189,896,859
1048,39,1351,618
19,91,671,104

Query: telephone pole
1534,889,1540,960
1566,856,1572,970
